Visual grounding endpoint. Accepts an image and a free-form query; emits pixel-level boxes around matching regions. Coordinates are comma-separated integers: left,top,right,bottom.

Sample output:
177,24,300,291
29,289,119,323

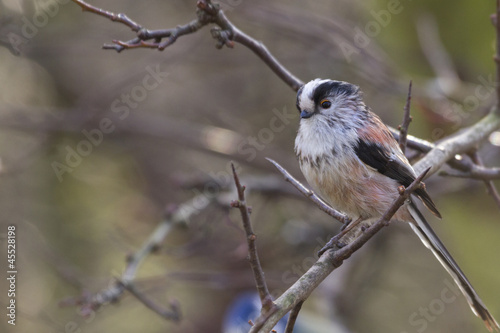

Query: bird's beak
300,110,314,119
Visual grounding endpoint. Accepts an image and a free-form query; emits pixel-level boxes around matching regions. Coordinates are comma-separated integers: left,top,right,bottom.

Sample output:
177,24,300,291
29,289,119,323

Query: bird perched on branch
294,78,499,332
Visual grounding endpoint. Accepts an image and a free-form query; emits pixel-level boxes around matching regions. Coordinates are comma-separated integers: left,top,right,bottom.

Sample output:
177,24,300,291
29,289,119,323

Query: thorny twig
399,80,413,154
230,163,275,313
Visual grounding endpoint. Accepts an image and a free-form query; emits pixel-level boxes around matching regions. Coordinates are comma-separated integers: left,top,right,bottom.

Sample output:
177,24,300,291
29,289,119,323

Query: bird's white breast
295,116,401,219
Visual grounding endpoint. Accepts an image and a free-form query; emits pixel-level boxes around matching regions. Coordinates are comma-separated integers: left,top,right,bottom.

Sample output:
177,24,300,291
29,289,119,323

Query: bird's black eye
320,99,331,109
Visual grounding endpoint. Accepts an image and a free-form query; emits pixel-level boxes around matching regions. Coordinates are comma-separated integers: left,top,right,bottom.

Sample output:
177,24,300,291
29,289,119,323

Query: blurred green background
0,0,499,332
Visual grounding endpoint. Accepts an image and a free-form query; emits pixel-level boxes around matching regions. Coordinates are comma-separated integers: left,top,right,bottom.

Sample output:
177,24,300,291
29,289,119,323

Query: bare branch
398,80,413,154
251,168,432,332
266,158,351,225
230,163,274,313
118,280,181,321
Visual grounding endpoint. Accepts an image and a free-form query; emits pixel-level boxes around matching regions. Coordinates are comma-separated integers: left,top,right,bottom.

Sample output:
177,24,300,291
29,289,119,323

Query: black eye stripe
313,81,359,106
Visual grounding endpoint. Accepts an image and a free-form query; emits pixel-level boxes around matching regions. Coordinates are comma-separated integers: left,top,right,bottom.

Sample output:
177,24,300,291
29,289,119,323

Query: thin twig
470,152,500,210
399,80,413,154
284,301,304,333
250,167,432,332
72,0,142,31
118,280,181,321
266,158,351,225
230,163,274,313
229,24,304,91
484,180,500,210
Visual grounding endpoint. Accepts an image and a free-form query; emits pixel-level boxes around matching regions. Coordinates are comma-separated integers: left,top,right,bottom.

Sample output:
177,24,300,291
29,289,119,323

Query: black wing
354,139,442,218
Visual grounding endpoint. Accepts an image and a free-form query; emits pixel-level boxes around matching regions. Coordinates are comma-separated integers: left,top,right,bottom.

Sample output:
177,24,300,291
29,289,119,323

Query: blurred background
0,0,499,332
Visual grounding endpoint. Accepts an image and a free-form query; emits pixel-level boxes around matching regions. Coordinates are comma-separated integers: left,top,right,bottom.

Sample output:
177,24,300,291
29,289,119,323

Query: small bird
294,78,499,331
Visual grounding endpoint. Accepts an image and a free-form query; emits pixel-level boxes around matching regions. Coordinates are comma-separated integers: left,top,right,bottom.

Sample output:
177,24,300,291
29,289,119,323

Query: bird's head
296,79,362,120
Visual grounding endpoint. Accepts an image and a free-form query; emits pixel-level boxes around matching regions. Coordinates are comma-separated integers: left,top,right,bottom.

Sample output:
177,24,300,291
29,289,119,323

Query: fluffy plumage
294,78,499,332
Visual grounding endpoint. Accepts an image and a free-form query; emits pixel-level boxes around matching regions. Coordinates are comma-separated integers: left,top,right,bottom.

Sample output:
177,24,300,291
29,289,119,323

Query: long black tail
407,202,499,332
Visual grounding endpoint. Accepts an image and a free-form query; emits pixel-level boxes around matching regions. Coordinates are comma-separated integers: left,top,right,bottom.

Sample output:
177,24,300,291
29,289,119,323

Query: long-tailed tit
294,78,499,331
